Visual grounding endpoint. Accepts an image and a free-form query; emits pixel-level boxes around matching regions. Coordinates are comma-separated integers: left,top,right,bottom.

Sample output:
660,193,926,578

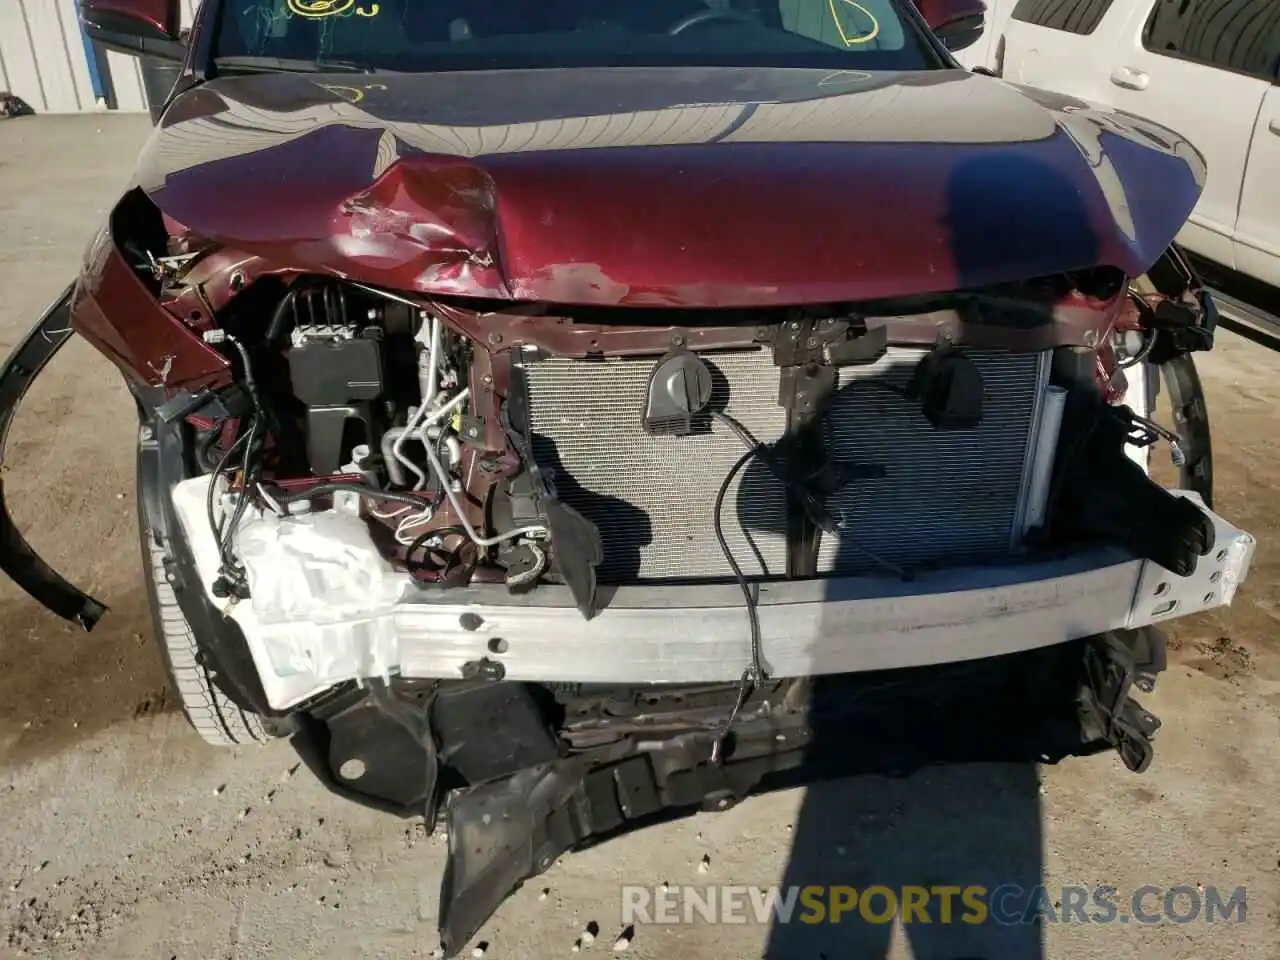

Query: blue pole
74,0,107,102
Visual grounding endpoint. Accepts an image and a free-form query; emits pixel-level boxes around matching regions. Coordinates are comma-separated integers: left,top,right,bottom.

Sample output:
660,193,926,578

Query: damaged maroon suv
0,0,1256,952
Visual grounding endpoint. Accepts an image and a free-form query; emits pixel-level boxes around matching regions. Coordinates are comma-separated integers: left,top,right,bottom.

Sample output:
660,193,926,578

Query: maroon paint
76,65,1207,389
913,0,987,31
430,293,1127,361
81,0,180,38
136,70,1203,308
73,223,230,391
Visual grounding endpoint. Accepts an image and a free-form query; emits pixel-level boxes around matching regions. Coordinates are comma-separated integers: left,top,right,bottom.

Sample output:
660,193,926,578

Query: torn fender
0,285,108,630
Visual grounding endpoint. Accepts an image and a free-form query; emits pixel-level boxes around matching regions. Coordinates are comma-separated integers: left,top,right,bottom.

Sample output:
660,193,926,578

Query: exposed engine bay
0,52,1266,959
0,164,1256,960
146,227,1212,584
66,186,1235,717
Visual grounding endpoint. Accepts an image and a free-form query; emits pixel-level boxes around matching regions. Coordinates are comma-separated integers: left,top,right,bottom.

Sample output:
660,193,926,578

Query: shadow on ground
761,651,1080,960
759,145,1118,959
0,588,173,766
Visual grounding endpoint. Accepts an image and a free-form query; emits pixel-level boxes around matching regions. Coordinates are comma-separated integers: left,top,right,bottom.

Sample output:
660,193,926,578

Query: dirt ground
0,115,1277,960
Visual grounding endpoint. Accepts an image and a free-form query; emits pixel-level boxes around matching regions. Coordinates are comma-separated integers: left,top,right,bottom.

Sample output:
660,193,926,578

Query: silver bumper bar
397,500,1252,683
171,478,1253,706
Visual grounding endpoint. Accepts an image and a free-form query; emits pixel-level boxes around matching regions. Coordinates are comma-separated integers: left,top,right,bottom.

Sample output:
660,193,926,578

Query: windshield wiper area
213,55,387,75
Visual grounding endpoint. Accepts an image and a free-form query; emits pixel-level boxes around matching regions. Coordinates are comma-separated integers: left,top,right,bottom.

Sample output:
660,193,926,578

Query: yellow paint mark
287,0,355,18
318,81,389,104
320,83,366,103
286,0,378,18
827,0,880,45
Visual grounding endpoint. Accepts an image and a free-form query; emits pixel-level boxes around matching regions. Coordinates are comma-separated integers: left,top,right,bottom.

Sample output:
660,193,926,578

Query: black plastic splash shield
0,284,108,629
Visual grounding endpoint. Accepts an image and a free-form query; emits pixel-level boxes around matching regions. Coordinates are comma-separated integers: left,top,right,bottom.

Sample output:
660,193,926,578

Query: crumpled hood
139,67,1205,307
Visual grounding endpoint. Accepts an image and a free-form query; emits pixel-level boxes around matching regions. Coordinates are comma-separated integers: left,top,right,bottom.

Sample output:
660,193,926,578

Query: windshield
213,0,939,73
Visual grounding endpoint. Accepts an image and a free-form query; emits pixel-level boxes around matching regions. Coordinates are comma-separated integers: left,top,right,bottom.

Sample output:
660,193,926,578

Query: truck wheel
138,483,267,747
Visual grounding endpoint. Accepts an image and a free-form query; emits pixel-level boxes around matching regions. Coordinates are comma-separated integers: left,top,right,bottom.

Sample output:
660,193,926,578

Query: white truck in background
950,0,1013,72
956,0,1280,341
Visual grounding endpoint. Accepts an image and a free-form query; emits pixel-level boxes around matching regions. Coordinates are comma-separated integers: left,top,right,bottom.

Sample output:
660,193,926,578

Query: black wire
1128,410,1182,448
712,410,761,449
710,445,768,764
220,418,260,551
433,428,455,502
850,380,908,400
707,387,916,761
210,338,271,586
714,447,766,675
228,337,265,412
1117,328,1157,369
205,425,254,558
404,525,468,577
197,426,224,472
211,418,265,588
714,412,799,508
713,410,833,535
1119,292,1159,369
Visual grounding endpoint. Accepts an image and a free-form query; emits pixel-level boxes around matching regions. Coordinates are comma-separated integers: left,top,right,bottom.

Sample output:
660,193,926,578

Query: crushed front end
0,195,1253,950
0,111,1257,957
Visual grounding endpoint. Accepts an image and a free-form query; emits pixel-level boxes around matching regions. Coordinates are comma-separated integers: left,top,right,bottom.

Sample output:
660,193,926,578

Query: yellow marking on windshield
319,81,388,104
286,0,380,18
827,0,880,45
288,0,354,17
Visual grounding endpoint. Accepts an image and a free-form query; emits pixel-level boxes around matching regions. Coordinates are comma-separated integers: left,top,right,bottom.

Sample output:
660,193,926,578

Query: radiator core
523,346,1047,584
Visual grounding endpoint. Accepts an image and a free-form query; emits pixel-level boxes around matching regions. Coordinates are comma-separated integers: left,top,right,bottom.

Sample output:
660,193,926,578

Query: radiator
523,346,1047,584
525,350,790,582
815,347,1048,574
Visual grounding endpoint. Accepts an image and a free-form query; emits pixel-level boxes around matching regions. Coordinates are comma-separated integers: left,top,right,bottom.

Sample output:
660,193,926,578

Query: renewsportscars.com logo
621,884,1248,926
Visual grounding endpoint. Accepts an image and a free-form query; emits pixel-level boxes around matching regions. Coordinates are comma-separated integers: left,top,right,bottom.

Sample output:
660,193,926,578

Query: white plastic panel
170,476,1255,705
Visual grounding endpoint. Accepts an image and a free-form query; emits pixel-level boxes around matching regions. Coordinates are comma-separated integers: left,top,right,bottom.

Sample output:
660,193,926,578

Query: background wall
0,0,198,115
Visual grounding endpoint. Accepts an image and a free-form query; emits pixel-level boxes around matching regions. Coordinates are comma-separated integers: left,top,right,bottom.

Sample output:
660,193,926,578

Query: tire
137,474,268,747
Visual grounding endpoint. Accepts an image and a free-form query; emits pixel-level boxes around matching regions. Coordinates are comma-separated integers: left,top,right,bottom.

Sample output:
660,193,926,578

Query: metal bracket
458,414,486,448
778,364,836,425
764,315,888,572
766,314,887,368
1145,293,1216,362
502,354,603,619
305,404,370,476
1077,628,1167,773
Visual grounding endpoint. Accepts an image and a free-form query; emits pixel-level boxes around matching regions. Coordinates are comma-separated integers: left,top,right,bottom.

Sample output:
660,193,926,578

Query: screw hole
1209,571,1221,584
1216,549,1228,562
1154,582,1170,597
1152,599,1178,616
338,758,366,781
1203,592,1215,604
487,637,509,655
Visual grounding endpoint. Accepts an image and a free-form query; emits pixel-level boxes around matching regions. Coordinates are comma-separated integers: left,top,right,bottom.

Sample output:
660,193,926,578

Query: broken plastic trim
434,629,1170,956
1158,352,1213,508
0,284,108,630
